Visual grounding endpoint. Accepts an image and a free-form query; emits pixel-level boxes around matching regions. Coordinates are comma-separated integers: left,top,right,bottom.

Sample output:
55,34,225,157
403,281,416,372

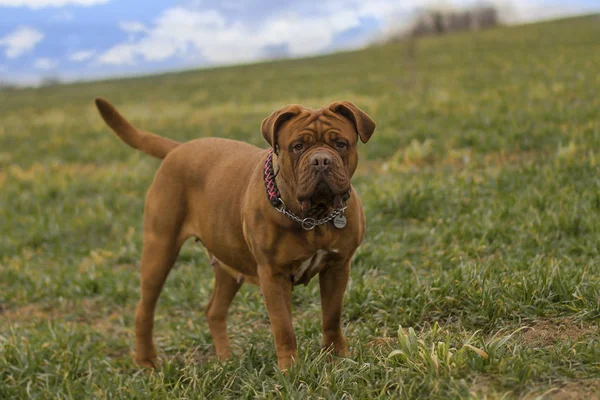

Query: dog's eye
335,140,348,149
293,143,304,152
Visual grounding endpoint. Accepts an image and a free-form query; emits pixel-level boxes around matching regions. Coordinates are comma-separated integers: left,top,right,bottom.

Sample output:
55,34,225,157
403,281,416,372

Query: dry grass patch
0,298,132,336
0,161,134,185
469,375,502,399
0,303,62,322
520,319,598,347
526,379,600,400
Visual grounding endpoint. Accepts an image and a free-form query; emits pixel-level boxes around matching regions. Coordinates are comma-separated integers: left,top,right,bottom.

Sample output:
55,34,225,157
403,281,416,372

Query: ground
1,14,600,399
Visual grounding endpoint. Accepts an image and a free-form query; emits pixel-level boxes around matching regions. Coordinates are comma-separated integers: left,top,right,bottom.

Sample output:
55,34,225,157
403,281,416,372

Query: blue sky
0,0,599,85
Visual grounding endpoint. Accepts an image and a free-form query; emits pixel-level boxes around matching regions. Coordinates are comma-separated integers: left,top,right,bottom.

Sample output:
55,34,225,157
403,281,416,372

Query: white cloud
50,10,75,21
97,42,137,65
499,1,599,23
0,0,109,8
34,57,57,70
119,21,148,34
98,1,473,67
92,0,600,68
68,49,95,62
0,26,44,59
98,6,365,66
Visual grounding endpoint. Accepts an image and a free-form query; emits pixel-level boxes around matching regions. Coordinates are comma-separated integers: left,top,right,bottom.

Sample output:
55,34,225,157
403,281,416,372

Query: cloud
0,26,44,59
343,0,600,41
97,6,366,66
34,57,57,70
499,0,600,23
0,0,109,8
50,10,74,21
97,43,137,65
98,1,472,67
92,1,600,67
119,21,148,34
68,49,95,62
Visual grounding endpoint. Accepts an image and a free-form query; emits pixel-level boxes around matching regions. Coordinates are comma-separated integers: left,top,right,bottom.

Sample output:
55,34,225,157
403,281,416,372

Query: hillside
1,14,600,399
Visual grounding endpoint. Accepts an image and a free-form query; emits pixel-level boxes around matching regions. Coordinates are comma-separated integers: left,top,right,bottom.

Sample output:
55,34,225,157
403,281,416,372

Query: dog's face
261,101,375,213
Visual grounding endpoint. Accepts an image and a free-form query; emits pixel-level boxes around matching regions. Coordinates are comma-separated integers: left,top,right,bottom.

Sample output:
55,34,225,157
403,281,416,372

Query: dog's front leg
257,265,296,370
319,260,351,357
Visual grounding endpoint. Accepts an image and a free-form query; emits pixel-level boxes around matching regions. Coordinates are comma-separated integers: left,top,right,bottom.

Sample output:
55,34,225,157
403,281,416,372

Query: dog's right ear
261,105,302,153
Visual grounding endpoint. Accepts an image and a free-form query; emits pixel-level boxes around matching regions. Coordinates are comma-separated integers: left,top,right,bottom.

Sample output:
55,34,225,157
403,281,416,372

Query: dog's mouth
298,181,346,217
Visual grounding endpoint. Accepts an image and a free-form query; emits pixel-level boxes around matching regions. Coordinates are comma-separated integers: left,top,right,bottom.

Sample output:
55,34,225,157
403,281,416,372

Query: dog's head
261,101,375,213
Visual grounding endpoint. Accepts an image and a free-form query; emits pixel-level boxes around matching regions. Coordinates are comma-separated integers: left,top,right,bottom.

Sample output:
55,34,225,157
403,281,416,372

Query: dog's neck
271,152,305,215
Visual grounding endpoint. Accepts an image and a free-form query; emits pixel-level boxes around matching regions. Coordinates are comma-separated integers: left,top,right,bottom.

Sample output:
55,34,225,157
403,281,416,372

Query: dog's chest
292,250,331,285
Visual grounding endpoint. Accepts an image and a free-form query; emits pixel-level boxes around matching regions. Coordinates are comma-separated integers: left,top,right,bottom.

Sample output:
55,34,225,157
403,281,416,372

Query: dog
94,97,375,370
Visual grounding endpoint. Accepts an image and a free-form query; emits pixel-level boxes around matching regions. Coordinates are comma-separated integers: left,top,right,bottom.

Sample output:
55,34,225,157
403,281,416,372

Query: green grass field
2,14,600,399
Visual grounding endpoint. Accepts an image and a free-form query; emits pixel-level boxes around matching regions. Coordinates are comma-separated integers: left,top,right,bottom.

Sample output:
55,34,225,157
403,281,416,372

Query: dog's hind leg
135,178,187,369
135,239,179,368
205,255,242,361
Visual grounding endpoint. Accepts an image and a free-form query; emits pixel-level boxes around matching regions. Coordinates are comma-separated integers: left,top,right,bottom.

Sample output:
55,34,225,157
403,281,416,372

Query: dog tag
333,214,347,229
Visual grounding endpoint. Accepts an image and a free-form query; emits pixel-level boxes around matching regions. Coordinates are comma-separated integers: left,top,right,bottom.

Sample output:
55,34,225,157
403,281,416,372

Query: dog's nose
311,153,332,172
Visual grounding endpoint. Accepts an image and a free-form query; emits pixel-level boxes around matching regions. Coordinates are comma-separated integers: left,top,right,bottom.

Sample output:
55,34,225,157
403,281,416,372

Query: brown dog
94,98,375,370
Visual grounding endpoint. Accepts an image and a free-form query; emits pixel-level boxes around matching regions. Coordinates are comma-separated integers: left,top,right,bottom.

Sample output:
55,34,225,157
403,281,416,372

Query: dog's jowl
95,98,375,370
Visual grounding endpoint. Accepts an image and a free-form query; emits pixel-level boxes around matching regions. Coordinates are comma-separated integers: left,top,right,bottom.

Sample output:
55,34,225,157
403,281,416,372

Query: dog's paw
216,349,232,362
277,356,295,372
135,356,159,369
333,347,350,357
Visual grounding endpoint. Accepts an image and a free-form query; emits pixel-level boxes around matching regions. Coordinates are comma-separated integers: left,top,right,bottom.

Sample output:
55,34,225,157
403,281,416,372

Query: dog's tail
94,97,180,160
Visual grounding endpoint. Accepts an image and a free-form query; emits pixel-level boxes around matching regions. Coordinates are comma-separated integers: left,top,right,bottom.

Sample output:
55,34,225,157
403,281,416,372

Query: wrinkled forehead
280,107,356,141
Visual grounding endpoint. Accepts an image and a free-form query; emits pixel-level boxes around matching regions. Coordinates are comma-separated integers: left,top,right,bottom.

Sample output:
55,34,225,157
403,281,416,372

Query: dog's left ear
329,101,376,143
261,105,302,153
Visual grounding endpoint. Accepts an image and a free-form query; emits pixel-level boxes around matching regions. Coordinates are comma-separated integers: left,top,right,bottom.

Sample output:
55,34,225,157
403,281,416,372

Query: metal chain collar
274,199,347,230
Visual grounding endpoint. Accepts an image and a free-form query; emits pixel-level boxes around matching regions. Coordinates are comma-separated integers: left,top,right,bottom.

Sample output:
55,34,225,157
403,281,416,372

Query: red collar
263,149,282,207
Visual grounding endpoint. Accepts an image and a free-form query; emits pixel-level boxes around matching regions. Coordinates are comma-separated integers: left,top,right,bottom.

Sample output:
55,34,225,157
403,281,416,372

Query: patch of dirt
172,346,215,365
367,336,397,348
470,378,600,399
520,319,597,347
0,299,132,335
526,379,600,400
469,376,499,398
0,303,63,321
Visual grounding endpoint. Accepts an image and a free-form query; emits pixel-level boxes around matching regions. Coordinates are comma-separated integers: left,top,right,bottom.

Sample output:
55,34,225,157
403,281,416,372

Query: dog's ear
261,105,302,152
329,101,376,143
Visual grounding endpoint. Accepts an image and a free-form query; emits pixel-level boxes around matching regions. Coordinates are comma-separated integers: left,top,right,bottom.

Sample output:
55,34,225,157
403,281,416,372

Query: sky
0,0,599,85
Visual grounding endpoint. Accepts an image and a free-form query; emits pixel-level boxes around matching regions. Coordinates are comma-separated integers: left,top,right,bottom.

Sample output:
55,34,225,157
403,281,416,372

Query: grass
2,14,600,399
